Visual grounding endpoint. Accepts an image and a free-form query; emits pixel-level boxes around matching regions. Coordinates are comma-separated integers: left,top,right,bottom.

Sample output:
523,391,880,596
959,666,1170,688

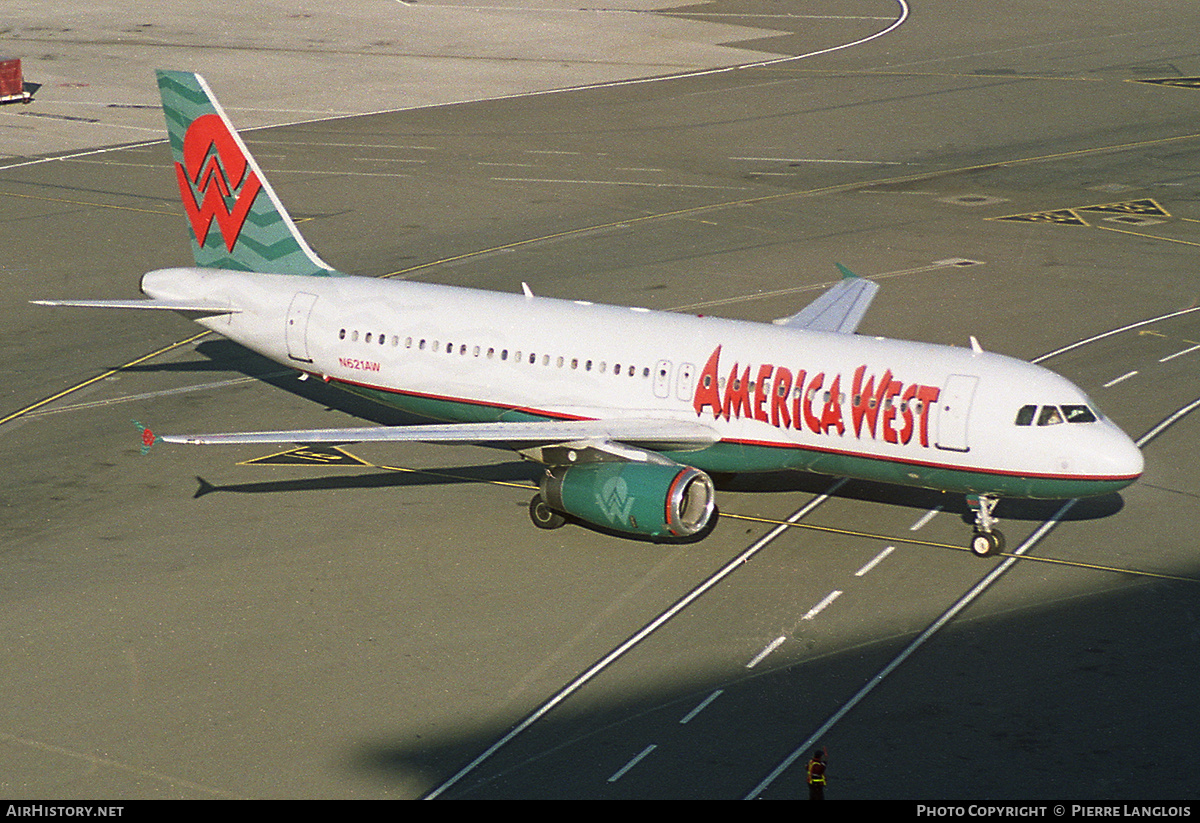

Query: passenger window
1015,405,1037,426
1062,405,1097,423
1037,406,1064,426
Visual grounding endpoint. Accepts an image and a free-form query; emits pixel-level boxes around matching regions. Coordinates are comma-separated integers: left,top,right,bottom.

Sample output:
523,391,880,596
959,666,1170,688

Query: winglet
133,420,158,455
835,262,859,280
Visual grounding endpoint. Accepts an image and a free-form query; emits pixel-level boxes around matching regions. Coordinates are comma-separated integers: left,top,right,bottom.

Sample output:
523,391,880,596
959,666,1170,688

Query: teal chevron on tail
156,70,342,277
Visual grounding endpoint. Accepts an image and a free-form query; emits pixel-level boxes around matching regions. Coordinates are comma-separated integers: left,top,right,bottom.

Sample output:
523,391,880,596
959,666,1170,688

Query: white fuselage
141,267,1144,498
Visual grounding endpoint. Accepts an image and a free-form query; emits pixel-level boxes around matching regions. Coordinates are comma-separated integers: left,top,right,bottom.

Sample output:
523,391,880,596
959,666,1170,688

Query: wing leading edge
160,417,720,453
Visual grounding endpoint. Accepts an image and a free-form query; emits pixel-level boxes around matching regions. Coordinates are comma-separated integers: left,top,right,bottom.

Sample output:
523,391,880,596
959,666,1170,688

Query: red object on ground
0,58,30,103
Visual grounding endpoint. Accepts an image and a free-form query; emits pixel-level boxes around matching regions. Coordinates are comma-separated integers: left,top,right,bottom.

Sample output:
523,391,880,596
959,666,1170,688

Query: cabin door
285,291,318,363
935,374,978,452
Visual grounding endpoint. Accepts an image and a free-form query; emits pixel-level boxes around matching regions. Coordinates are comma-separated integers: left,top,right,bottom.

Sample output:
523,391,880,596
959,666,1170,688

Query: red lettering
753,364,774,423
790,369,807,430
916,385,940,447
770,367,793,429
821,374,845,435
693,345,723,419
850,365,879,438
899,383,918,445
880,379,902,444
803,372,825,434
723,364,752,421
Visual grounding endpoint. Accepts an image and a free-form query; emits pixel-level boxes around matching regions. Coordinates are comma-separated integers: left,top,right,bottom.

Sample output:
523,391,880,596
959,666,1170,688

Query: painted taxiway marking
0,731,240,799
488,176,748,191
745,498,1079,800
1104,371,1139,388
746,636,786,668
909,506,941,531
24,372,291,418
801,590,842,621
1159,343,1200,363
720,512,1200,583
608,744,656,783
680,689,724,724
422,482,844,799
0,332,211,428
855,546,895,577
732,156,904,166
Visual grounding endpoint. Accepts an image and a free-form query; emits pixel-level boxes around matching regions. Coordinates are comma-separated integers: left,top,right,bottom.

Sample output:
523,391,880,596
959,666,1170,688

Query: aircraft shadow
192,461,541,499
717,471,1124,526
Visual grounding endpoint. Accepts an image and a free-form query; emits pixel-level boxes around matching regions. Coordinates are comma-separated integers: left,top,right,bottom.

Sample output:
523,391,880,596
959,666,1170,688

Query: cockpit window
1018,404,1099,427
1061,405,1097,423
1037,406,1064,426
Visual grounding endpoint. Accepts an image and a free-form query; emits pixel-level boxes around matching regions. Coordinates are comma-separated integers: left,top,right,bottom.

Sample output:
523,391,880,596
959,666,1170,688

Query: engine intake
540,461,717,538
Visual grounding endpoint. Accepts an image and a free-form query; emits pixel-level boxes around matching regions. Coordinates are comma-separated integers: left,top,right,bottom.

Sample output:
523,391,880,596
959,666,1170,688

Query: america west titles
691,345,942,448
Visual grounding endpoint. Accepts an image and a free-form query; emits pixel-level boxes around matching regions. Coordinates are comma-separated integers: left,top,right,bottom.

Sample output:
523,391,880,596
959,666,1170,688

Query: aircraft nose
1102,425,1144,485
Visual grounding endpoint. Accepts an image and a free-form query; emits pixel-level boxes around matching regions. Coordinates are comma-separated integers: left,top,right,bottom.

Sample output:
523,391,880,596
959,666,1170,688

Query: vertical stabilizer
156,70,341,276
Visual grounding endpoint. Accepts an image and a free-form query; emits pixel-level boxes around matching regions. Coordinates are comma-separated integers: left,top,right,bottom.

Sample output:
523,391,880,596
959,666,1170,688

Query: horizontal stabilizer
161,417,720,452
31,298,238,316
774,264,879,334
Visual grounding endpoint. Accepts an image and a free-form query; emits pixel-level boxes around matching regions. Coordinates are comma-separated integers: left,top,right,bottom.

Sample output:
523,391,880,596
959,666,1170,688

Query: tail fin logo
173,113,262,253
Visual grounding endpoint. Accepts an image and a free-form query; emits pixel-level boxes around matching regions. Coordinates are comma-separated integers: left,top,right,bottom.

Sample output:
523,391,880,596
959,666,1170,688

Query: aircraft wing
773,264,879,334
159,417,720,452
31,299,239,316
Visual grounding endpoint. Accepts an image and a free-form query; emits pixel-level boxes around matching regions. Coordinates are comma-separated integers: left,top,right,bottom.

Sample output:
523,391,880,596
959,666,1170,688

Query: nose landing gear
967,493,1005,557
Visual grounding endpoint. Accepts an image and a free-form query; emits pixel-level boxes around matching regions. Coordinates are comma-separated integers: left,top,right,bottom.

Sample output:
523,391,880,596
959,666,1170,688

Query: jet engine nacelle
540,461,717,539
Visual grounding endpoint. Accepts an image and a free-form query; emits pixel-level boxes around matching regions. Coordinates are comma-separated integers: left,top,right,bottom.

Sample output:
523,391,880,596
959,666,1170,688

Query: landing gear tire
970,529,1005,558
529,493,566,530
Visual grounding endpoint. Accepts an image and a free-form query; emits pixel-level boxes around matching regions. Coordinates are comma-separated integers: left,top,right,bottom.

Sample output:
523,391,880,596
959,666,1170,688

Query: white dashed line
801,590,842,621
1104,370,1138,388
855,546,895,577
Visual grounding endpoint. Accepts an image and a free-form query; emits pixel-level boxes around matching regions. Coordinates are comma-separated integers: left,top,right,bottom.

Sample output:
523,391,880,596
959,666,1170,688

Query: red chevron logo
174,113,262,252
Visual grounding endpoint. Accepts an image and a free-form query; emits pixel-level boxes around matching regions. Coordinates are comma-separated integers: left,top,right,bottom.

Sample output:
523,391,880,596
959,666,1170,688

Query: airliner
34,71,1144,556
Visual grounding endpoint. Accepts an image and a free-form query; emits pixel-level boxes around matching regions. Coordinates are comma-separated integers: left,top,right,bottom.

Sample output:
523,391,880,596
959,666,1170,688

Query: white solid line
745,499,1078,800
1103,370,1138,388
855,546,895,577
746,636,786,668
488,176,747,190
1136,395,1200,448
730,156,903,165
1033,306,1200,363
909,507,941,531
1159,343,1200,363
801,590,842,621
608,744,656,783
423,480,846,798
680,689,724,724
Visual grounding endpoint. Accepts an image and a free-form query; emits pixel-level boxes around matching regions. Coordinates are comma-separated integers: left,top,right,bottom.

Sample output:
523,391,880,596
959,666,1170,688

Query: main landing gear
529,493,566,530
967,493,1005,557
